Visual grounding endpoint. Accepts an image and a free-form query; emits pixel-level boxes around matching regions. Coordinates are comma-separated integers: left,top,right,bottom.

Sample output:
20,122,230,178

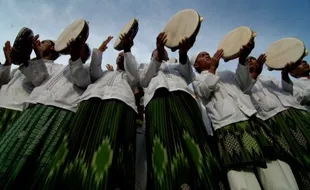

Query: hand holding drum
10,27,34,65
99,36,114,52
114,18,139,51
54,19,89,55
3,41,12,66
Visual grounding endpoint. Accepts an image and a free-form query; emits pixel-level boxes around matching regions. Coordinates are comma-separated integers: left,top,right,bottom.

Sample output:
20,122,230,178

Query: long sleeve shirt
139,57,195,106
250,75,306,121
0,59,45,111
78,52,139,112
193,63,257,130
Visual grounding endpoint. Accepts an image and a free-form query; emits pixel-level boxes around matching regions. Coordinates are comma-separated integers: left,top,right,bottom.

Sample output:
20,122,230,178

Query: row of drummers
0,9,309,190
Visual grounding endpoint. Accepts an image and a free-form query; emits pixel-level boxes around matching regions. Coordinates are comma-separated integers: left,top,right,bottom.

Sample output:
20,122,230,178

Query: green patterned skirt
0,104,73,190
292,168,310,190
253,108,310,169
214,119,267,170
145,89,227,190
43,98,137,190
0,108,21,136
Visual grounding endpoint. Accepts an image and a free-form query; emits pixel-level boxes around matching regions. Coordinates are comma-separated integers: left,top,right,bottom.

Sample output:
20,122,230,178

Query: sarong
43,98,136,190
253,108,310,169
145,89,227,190
215,119,267,170
0,108,21,136
0,104,73,189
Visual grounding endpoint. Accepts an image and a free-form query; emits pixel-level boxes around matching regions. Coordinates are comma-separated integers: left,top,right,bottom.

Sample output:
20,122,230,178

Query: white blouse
139,57,195,106
25,48,102,112
193,63,257,130
250,75,306,121
78,52,139,112
282,77,310,110
0,59,44,111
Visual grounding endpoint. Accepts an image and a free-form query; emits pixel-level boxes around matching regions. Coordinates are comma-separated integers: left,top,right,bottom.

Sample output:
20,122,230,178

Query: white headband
190,52,200,65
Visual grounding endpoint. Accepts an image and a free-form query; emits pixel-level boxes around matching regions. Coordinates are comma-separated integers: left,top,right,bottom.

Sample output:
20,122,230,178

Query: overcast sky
0,0,309,80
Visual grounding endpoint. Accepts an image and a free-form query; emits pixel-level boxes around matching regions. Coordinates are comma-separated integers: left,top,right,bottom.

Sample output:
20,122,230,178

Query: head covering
247,56,256,60
190,52,200,66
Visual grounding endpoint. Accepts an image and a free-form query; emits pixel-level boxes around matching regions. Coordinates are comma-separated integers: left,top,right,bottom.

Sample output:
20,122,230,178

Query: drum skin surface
55,19,89,53
265,37,305,70
163,9,201,49
218,26,254,61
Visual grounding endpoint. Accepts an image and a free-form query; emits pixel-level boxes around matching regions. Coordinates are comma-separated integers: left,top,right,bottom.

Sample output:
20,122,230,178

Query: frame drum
218,26,257,62
163,9,203,51
10,27,34,65
54,19,89,55
265,37,307,70
114,18,139,51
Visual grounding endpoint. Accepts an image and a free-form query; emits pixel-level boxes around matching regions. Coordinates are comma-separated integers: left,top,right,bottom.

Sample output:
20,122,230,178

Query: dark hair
43,40,60,60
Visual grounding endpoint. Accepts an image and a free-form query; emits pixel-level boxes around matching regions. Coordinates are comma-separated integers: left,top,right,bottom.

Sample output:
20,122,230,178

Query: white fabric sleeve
282,79,310,105
69,58,92,88
139,57,162,88
89,48,104,82
192,71,220,99
124,52,139,88
176,56,196,84
235,63,256,94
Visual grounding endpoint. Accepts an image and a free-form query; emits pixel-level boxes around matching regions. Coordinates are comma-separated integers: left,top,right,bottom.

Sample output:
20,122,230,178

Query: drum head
163,9,201,49
265,38,305,70
55,19,88,52
218,26,255,60
114,18,139,50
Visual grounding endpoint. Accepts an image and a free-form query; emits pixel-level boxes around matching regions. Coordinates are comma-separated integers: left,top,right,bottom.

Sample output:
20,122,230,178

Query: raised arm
1,41,13,86
192,71,220,99
235,63,256,93
67,39,92,88
124,52,139,87
139,57,161,88
176,56,195,84
69,58,91,88
89,48,104,82
282,70,310,105
234,38,257,93
19,37,49,86
90,36,114,82
176,35,199,84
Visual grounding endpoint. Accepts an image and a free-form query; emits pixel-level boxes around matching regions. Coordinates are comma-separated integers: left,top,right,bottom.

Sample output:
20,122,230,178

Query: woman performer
0,33,105,189
0,38,60,135
276,60,310,190
140,32,225,190
281,60,310,109
43,34,139,190
247,55,308,190
192,39,268,190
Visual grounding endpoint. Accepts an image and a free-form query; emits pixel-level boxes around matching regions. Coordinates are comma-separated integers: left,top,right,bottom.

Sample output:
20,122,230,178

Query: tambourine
114,18,139,51
54,19,89,55
163,9,203,51
10,27,34,65
265,37,308,70
217,26,257,62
